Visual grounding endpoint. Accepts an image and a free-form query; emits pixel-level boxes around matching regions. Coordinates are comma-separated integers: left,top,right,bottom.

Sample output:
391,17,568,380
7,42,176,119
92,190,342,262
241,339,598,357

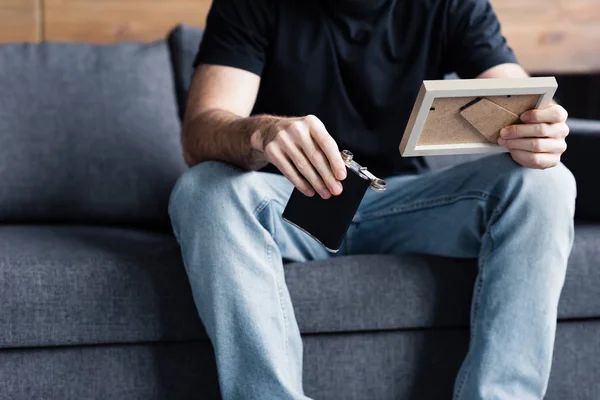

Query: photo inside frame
416,94,542,146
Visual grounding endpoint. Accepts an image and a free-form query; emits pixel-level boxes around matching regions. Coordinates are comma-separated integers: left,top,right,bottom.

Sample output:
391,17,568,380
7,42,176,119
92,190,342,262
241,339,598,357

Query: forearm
182,109,279,170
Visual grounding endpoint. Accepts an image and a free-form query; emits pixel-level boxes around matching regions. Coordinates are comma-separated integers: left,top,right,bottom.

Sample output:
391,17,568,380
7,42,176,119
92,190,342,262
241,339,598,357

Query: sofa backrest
167,24,204,121
168,25,204,121
0,40,186,229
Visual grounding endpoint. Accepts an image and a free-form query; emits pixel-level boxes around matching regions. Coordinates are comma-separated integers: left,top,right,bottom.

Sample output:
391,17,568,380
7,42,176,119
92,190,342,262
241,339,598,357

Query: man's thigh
344,154,518,257
169,161,332,264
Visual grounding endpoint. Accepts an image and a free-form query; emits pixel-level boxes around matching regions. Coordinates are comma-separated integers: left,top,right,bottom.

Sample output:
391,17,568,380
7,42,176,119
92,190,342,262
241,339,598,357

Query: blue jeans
169,154,576,400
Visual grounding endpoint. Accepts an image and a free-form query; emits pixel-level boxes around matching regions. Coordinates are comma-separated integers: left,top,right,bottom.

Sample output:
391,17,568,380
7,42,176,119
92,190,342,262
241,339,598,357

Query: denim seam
454,205,501,399
256,195,290,367
354,191,494,222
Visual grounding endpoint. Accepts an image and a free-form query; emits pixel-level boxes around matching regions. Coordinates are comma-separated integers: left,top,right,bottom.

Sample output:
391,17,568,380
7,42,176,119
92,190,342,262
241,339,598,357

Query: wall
0,0,599,74
0,0,210,42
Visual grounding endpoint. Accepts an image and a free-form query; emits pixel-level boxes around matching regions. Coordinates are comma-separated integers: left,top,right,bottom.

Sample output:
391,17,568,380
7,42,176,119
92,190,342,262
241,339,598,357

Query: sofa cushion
290,223,600,333
0,224,598,348
0,41,186,229
0,226,204,349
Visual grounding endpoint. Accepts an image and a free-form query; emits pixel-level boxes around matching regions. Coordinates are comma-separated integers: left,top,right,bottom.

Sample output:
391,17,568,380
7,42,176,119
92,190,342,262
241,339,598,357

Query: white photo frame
399,77,558,157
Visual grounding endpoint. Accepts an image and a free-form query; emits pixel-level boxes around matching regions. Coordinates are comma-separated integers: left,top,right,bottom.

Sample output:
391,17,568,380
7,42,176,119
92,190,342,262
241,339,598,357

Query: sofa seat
1,224,599,349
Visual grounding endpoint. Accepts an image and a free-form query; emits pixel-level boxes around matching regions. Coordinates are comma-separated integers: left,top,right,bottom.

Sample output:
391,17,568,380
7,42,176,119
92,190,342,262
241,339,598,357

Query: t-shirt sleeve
193,0,273,76
445,0,518,78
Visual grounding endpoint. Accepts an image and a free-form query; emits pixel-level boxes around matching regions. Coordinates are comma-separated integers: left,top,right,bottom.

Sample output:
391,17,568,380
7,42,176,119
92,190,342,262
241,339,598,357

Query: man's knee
478,155,576,214
502,160,576,216
482,156,575,285
170,161,231,212
168,161,265,230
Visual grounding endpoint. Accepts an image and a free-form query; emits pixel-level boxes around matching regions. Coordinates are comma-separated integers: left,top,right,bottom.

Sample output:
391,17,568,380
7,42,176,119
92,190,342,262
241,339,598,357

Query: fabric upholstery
289,222,600,333
561,118,600,221
553,73,600,120
303,321,600,400
0,342,220,400
1,321,598,400
1,224,598,349
167,24,204,120
547,320,600,400
167,25,204,120
0,41,186,228
0,225,204,349
2,24,599,399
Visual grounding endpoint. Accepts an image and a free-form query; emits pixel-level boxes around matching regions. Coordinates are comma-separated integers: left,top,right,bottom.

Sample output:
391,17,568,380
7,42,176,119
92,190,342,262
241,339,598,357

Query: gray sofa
1,25,599,400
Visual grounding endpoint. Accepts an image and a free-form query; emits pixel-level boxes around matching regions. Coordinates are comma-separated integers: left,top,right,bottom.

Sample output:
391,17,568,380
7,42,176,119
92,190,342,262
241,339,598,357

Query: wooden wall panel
0,0,598,74
0,0,40,43
44,0,211,42
492,0,600,73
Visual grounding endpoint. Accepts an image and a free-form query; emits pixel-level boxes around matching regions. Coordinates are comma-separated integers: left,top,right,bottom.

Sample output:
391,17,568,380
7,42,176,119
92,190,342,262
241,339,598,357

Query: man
168,0,575,398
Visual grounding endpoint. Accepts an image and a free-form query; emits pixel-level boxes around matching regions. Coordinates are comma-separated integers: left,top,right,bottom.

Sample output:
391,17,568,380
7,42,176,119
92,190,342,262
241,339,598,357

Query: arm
182,64,346,198
477,63,569,169
181,64,267,169
183,0,345,198
444,0,567,169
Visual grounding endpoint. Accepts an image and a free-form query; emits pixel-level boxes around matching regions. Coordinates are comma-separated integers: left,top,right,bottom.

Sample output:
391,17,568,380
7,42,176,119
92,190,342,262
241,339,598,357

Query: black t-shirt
194,0,517,177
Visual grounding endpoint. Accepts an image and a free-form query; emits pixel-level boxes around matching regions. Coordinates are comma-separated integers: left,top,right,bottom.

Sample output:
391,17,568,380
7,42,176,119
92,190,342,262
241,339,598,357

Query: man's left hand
497,104,569,169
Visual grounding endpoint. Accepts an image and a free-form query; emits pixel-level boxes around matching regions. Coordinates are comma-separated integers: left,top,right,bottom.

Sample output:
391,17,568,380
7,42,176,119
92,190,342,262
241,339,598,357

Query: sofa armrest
566,118,600,135
563,118,600,221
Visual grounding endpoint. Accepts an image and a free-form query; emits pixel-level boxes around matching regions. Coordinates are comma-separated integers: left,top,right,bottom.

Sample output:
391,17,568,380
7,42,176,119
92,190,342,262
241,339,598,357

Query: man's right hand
183,66,347,193
251,115,347,199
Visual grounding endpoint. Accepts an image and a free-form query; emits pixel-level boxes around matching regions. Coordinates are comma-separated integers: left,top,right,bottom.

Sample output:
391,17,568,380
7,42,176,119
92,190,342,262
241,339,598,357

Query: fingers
299,142,343,197
305,115,347,181
294,118,343,196
520,104,568,124
264,142,315,197
498,107,569,170
261,114,345,198
500,121,569,139
282,136,333,199
508,149,561,170
497,137,567,154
